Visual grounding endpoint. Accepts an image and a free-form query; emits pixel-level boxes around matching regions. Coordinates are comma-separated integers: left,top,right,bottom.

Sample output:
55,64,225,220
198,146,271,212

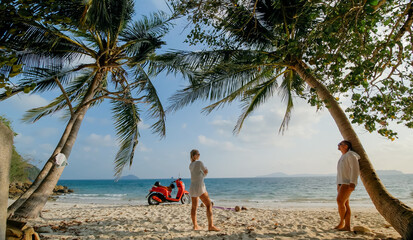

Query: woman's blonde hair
190,149,199,162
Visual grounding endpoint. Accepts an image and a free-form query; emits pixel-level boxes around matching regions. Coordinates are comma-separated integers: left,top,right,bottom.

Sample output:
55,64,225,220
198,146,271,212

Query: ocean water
56,175,413,208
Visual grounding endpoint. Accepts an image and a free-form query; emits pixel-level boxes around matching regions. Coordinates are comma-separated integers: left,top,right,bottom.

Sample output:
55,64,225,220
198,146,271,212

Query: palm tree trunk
8,72,103,222
8,107,88,222
0,122,14,240
7,114,81,217
293,59,413,239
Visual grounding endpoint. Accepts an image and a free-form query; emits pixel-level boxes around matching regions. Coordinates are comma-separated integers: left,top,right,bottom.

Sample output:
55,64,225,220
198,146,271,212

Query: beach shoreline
13,200,401,240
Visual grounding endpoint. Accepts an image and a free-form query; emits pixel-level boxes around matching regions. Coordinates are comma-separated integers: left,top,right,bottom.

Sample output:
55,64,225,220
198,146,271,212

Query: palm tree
156,0,413,238
1,0,173,222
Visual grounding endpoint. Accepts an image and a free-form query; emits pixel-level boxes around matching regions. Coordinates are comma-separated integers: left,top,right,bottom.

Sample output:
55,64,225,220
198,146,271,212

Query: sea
56,175,413,208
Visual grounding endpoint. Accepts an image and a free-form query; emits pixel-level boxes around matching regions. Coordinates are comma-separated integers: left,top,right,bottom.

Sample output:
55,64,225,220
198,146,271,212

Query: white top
189,160,207,197
337,150,360,186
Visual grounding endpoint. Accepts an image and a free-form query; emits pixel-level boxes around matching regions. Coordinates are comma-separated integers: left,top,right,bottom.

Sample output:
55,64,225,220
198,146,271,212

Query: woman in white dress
189,149,219,231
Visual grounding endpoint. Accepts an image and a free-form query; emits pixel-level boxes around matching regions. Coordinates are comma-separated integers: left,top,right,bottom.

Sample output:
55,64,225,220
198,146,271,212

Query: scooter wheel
148,193,164,205
181,193,191,204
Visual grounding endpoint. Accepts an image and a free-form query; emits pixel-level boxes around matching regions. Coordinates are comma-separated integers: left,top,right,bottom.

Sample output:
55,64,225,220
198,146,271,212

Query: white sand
27,202,401,239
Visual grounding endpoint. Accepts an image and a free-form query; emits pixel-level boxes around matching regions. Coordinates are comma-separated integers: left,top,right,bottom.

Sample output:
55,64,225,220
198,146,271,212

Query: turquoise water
57,175,413,208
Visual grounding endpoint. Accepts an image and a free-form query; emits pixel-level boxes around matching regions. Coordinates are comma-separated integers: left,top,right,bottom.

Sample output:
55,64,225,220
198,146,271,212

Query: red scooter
146,178,191,205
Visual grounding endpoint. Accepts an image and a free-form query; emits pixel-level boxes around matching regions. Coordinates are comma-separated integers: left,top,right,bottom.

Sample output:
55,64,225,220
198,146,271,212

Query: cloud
137,144,152,152
198,135,217,145
198,135,240,151
205,99,324,150
139,121,150,130
211,119,233,127
8,93,49,111
86,133,117,147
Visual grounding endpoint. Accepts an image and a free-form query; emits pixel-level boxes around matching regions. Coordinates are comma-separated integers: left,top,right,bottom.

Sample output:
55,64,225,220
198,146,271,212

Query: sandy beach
23,201,401,240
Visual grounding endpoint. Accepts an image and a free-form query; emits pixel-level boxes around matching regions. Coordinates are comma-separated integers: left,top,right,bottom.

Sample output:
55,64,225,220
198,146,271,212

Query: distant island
257,170,405,178
376,170,405,176
119,174,140,180
257,172,334,178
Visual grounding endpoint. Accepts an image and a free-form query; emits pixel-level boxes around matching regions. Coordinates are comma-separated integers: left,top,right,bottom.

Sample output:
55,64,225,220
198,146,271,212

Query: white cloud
181,123,187,129
137,144,152,152
9,93,49,111
279,105,322,138
86,133,117,147
139,121,150,130
198,135,217,146
206,99,324,150
211,119,233,127
198,135,240,151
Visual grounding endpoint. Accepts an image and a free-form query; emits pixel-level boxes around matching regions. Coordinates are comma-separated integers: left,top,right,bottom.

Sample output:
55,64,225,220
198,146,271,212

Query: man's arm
349,154,360,188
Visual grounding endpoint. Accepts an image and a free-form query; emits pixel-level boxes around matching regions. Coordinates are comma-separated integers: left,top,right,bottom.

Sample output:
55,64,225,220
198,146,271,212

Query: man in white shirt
335,140,360,231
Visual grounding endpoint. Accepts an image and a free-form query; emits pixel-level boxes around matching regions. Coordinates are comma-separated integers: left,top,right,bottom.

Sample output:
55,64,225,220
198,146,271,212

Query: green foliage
25,162,41,182
1,0,178,178
0,0,84,92
9,148,29,182
0,115,40,182
9,147,40,183
168,0,413,139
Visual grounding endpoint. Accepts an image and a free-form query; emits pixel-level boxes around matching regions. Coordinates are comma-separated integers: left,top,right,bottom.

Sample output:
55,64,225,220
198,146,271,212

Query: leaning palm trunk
293,59,413,239
0,122,13,238
7,113,81,217
9,72,102,222
8,106,89,222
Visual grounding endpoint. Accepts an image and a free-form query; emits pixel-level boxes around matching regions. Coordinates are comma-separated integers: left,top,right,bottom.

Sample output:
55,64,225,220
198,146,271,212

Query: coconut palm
155,0,413,238
1,0,173,221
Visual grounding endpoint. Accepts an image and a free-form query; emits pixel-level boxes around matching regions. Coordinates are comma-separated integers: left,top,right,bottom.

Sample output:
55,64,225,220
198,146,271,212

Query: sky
1,1,412,180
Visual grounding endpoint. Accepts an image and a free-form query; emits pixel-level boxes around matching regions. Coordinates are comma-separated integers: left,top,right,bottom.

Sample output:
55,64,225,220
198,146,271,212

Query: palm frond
278,69,295,134
120,11,172,42
219,1,276,49
112,96,141,179
82,0,134,37
120,12,173,61
2,23,94,74
21,69,97,123
167,55,281,112
233,70,285,134
202,65,280,114
135,67,166,137
22,95,68,123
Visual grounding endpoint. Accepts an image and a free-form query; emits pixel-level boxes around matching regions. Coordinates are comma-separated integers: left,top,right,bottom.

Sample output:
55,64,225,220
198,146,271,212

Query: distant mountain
376,170,404,175
257,172,335,178
258,172,290,178
258,170,404,178
257,172,336,178
119,174,139,180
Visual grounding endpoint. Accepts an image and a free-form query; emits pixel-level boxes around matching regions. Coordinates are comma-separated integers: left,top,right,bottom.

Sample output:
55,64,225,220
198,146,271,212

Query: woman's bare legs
191,197,201,230
199,192,220,231
335,184,353,231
